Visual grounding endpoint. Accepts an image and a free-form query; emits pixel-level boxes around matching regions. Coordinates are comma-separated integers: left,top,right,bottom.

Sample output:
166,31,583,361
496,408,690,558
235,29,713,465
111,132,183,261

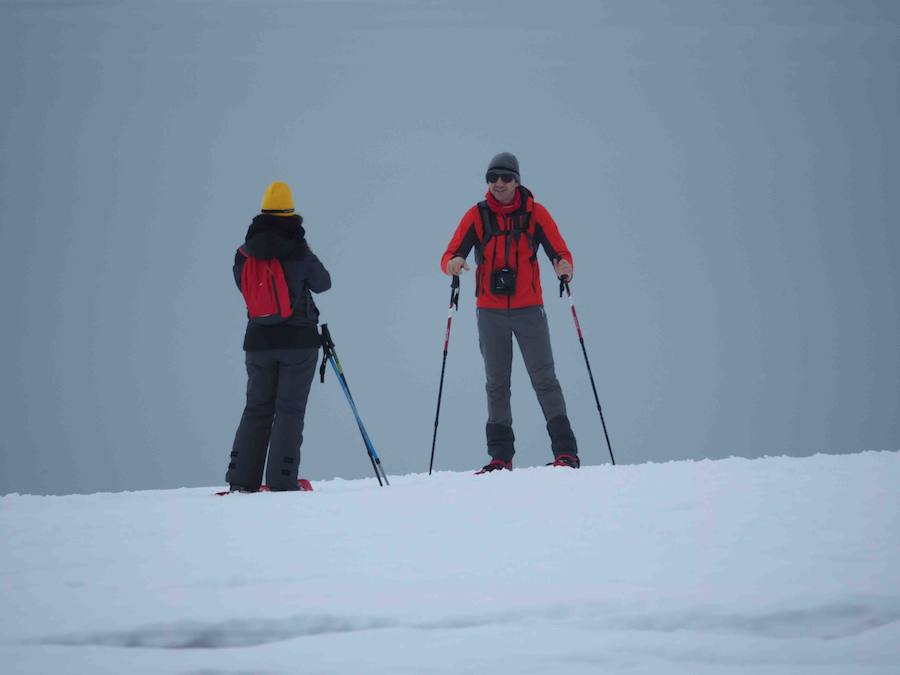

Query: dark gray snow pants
477,306,577,462
227,347,319,491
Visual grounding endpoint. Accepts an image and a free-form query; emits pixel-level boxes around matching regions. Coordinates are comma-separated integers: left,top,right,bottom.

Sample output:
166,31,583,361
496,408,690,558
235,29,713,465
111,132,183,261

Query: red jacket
441,186,573,309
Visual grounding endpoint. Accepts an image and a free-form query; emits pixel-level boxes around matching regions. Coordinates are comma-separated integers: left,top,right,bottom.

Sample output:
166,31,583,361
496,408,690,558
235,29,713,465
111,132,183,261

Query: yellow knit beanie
260,181,296,216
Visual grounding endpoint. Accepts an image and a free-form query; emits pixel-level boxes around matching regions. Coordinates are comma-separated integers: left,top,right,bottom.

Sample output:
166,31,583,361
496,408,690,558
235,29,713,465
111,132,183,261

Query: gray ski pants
477,306,577,462
227,347,319,491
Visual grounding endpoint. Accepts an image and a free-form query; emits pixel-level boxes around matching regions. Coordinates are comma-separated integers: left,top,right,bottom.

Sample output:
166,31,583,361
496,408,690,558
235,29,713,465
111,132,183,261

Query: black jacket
234,214,332,351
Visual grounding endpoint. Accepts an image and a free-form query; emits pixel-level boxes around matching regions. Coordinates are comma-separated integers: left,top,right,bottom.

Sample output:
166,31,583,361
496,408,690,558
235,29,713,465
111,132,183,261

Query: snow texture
1,451,898,674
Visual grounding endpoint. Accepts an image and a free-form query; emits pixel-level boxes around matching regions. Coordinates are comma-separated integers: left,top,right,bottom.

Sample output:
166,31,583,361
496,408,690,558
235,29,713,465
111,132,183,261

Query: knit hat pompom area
260,181,296,216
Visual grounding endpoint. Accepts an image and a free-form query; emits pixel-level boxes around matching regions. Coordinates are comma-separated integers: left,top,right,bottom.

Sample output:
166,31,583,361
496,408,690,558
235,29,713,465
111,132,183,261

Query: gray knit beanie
486,152,520,182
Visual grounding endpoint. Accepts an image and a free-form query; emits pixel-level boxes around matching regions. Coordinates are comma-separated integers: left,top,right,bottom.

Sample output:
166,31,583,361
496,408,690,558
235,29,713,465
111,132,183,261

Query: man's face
487,172,518,204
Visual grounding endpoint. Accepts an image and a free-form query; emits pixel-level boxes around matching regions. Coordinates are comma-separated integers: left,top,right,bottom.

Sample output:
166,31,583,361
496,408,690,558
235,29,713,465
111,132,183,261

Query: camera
490,267,517,296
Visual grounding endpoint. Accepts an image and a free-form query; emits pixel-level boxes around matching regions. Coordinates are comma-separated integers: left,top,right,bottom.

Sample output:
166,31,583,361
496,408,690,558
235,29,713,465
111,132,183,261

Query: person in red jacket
441,152,579,472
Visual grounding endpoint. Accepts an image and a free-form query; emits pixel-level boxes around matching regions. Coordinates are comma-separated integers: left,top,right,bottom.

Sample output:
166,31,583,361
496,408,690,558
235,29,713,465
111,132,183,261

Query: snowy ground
1,451,898,674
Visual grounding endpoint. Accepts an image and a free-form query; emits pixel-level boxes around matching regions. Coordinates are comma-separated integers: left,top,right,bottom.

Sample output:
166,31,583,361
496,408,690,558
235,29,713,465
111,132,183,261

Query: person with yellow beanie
226,181,332,492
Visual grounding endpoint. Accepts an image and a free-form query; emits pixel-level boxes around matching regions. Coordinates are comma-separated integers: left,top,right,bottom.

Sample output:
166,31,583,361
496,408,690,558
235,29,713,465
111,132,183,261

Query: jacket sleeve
533,204,573,270
233,249,245,291
304,252,332,294
440,206,480,274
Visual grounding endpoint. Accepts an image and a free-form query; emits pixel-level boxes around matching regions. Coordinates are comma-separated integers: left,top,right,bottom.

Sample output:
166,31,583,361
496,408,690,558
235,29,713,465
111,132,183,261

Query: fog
1,0,898,495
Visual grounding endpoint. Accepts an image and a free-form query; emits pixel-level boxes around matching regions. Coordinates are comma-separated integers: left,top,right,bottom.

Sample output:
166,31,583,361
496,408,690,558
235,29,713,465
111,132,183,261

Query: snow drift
1,451,898,674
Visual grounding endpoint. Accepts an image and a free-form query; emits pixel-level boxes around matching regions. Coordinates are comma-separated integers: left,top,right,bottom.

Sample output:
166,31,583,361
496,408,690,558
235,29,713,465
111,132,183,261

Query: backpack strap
477,198,538,266
478,198,535,252
475,200,499,264
516,210,537,262
479,199,525,262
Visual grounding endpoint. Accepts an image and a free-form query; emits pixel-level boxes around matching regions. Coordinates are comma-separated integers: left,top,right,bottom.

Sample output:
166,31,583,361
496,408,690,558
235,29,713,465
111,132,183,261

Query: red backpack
238,247,293,324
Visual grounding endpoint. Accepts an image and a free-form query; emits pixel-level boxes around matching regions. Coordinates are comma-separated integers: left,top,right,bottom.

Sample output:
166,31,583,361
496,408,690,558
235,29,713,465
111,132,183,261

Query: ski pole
319,323,390,486
559,276,616,465
429,275,460,475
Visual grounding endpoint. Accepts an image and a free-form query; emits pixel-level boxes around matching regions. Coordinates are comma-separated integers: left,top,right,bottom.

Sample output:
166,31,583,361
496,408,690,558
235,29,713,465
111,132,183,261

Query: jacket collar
485,186,534,215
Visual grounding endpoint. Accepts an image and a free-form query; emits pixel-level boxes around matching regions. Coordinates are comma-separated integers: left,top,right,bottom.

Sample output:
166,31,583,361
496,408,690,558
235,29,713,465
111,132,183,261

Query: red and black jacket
440,186,573,309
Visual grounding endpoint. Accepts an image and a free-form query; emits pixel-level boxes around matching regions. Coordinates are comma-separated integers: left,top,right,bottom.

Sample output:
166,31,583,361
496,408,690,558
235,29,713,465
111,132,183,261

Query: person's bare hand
447,257,470,275
554,258,573,281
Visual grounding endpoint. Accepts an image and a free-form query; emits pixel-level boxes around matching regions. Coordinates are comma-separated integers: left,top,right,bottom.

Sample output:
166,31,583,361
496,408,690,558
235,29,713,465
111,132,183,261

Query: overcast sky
1,0,898,495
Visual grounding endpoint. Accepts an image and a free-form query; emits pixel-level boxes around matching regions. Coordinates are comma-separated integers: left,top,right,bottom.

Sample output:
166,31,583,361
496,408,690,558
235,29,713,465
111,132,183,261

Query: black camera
490,267,517,296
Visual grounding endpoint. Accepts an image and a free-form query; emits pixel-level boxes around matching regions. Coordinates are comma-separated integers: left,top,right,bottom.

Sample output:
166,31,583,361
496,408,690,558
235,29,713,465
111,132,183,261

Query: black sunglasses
486,172,517,184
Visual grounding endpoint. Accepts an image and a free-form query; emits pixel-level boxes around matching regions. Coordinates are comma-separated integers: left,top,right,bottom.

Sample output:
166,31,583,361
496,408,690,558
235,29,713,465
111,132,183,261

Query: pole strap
319,323,336,383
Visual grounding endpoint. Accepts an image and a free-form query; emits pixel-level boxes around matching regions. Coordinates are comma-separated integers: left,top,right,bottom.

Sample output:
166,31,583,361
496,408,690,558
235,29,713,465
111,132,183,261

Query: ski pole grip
320,323,335,351
558,275,569,297
450,275,460,310
318,323,333,383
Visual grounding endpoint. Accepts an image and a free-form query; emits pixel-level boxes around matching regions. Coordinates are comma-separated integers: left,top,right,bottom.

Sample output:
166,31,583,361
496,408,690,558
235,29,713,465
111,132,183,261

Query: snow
1,451,898,674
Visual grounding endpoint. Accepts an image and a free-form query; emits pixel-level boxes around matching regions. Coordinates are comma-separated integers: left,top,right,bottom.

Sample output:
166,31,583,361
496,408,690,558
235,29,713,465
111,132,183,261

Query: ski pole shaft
328,354,389,485
321,324,390,486
559,277,616,466
429,275,460,475
428,351,449,475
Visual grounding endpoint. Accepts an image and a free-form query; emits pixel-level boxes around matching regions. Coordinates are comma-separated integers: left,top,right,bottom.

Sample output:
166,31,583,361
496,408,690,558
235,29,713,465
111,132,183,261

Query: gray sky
1,0,898,495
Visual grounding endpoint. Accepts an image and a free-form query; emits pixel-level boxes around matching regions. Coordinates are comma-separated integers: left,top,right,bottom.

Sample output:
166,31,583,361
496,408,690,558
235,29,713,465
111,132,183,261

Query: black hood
243,213,307,259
